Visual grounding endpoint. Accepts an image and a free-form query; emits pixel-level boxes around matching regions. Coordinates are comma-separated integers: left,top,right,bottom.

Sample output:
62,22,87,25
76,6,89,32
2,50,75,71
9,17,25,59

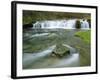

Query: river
23,29,90,69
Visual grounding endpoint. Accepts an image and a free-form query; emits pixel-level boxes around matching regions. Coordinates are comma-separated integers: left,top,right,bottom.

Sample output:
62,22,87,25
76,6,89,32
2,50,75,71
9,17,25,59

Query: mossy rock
51,44,70,58
76,20,81,29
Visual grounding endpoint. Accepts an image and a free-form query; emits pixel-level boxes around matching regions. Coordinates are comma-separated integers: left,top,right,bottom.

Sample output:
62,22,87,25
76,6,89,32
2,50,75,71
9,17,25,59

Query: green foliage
75,30,91,44
23,10,91,25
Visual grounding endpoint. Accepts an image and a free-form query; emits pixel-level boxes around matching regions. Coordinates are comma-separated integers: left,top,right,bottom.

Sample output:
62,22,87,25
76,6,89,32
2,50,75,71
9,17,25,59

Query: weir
32,19,90,29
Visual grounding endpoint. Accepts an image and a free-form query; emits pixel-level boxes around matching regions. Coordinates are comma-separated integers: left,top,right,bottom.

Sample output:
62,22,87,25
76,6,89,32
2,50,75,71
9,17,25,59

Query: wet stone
51,44,70,58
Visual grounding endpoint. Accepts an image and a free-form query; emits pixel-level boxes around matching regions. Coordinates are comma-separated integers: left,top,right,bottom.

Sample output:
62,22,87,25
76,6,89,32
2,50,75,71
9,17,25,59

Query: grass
75,30,91,44
74,30,91,66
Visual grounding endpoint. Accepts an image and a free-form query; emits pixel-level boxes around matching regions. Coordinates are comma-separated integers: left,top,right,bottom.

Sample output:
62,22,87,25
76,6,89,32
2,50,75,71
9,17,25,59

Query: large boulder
51,44,70,58
87,19,91,28
76,20,81,29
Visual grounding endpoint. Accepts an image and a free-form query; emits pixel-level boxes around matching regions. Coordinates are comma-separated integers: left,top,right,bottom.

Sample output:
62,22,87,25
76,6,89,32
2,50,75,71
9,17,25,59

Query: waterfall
33,19,76,29
33,19,90,29
80,19,90,29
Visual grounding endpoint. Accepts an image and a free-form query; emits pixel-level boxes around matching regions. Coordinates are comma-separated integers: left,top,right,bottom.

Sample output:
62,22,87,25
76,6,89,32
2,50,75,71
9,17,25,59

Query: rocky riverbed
23,29,90,69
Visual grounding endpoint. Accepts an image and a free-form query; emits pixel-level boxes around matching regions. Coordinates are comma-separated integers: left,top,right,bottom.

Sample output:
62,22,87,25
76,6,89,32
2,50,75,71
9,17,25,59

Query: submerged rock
51,44,70,58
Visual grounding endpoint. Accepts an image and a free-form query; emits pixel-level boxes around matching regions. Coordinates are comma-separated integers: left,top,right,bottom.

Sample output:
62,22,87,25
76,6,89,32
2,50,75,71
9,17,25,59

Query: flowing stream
51,54,79,67
23,44,79,69
23,19,90,69
31,33,49,38
23,45,56,67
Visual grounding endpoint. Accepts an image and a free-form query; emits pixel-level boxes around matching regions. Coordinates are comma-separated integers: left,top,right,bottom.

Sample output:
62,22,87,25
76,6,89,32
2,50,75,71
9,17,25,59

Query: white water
50,44,79,67
33,19,76,29
33,19,90,29
51,53,79,67
23,44,80,68
31,33,49,38
80,19,90,29
23,45,56,67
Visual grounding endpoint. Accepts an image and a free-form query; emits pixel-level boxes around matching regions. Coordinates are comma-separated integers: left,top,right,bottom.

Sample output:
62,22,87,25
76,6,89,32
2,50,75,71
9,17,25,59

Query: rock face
51,44,70,58
76,20,81,29
23,23,33,29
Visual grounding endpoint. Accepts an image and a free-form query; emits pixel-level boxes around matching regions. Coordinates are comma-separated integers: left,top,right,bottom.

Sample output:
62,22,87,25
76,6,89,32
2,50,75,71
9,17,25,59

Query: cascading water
33,19,90,29
80,19,90,29
33,19,77,29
